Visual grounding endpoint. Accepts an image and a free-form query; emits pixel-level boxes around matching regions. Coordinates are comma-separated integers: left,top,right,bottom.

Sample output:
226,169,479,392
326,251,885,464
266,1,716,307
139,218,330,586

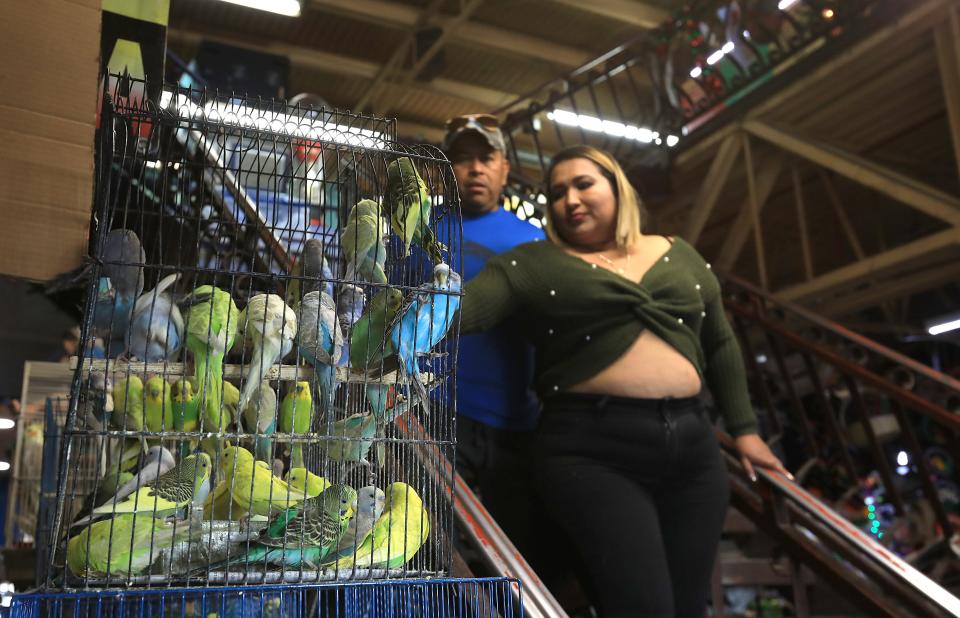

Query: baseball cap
443,114,506,153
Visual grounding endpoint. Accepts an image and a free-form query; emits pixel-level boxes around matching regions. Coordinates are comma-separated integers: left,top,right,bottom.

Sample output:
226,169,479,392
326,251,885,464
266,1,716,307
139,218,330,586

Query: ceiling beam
547,0,669,29
819,260,960,318
311,0,592,67
743,120,960,226
776,227,960,303
167,28,518,109
716,150,785,270
683,133,739,243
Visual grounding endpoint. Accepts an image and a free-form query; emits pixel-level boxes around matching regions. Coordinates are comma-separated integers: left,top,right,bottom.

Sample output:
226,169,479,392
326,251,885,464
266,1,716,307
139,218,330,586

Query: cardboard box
0,0,101,281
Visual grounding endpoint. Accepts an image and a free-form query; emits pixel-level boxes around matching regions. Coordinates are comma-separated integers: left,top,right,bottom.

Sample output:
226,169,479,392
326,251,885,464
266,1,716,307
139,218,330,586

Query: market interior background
1,0,960,615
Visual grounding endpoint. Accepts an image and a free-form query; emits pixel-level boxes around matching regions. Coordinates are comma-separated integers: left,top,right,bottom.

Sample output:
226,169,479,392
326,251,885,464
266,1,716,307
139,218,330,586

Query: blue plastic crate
7,578,523,618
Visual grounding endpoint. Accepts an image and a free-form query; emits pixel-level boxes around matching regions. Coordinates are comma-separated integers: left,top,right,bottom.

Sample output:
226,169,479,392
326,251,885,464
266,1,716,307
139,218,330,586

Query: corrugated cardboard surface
0,0,100,281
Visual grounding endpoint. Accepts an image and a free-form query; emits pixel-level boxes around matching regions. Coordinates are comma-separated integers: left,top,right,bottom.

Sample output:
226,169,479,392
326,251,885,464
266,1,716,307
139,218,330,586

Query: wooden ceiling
166,0,673,140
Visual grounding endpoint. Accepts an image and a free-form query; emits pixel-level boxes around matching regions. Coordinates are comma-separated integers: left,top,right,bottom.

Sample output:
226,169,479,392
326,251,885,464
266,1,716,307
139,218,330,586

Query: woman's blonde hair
543,145,644,250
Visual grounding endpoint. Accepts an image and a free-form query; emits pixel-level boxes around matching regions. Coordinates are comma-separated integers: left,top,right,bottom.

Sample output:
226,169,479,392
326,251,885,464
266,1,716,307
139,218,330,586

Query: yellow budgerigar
325,482,429,571
284,468,330,498
218,446,306,517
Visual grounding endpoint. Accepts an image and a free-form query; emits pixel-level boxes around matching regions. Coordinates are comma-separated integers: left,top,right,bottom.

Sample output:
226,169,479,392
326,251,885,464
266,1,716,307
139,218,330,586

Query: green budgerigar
112,375,145,433
67,514,193,579
182,285,240,454
218,446,306,517
341,199,388,284
144,376,177,435
211,483,357,570
279,381,313,470
285,468,330,498
321,412,378,466
348,288,403,372
80,453,211,523
383,157,444,263
325,482,429,571
112,375,148,466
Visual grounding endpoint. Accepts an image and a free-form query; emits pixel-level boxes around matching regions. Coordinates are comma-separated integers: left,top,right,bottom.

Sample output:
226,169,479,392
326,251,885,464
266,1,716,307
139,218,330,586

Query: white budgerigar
238,294,297,412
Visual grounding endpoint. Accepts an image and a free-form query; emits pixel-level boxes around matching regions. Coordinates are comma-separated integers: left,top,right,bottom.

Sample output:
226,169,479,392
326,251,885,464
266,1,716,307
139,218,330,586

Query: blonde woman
459,145,790,617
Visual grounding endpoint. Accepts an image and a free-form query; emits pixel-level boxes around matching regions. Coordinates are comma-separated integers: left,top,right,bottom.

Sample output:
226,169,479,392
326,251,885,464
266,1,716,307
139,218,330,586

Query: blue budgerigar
297,291,343,414
389,263,462,414
94,229,146,352
127,273,184,362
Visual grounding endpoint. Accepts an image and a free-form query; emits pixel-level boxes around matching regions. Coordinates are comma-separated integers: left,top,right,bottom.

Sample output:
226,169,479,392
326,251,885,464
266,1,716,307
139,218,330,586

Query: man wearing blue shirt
443,114,544,554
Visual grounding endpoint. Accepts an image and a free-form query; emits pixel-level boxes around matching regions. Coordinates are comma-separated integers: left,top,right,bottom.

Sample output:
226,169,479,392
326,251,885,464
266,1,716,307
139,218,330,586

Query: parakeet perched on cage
238,294,297,412
93,229,146,350
112,374,148,464
218,446,306,517
127,273,184,362
384,157,444,263
321,412,378,467
341,199,388,285
389,263,462,413
325,482,429,570
210,484,357,570
112,375,145,433
172,379,199,432
105,446,177,506
284,468,330,498
240,381,278,463
349,288,404,372
335,485,386,555
297,291,343,415
71,470,135,526
285,238,334,307
279,381,313,471
182,285,240,453
144,376,177,435
78,453,211,524
67,514,193,579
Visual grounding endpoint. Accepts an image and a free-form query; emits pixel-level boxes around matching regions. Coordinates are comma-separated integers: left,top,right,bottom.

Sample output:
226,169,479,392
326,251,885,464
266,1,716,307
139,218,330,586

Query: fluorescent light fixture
666,135,680,147
546,109,660,145
722,41,735,54
689,66,703,79
707,49,725,65
165,91,386,150
0,419,14,430
778,0,800,9
217,0,301,17
929,318,960,336
0,462,9,472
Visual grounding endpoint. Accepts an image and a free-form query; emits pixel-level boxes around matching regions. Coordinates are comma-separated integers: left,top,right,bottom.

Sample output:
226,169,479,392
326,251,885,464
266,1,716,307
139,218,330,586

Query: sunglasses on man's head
444,114,501,132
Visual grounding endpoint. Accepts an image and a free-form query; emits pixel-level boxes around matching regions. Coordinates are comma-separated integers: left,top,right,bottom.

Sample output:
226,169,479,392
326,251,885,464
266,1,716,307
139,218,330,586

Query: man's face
449,132,510,215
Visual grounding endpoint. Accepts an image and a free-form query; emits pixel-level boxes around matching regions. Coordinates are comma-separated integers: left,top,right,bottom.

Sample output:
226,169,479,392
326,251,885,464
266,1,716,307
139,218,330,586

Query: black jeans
533,393,729,618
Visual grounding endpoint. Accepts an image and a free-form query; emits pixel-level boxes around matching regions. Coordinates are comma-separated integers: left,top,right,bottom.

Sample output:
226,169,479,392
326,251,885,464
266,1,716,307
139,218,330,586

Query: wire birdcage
8,578,524,617
46,76,463,589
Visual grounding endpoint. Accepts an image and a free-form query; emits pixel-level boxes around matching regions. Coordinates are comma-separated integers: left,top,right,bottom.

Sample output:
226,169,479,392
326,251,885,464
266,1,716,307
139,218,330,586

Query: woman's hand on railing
734,433,794,483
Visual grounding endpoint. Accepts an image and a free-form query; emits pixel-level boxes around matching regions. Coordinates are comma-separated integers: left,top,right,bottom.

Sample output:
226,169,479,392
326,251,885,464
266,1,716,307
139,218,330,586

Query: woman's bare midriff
568,329,702,398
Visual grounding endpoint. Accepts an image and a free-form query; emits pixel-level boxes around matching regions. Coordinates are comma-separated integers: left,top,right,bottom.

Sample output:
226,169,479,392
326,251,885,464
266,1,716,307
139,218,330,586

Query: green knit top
459,237,758,437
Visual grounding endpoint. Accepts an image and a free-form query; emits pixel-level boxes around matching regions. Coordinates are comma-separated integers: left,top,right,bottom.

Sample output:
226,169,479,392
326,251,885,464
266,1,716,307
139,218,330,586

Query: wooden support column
683,134,740,243
934,5,960,181
743,120,960,226
716,151,784,270
742,133,769,289
792,162,814,281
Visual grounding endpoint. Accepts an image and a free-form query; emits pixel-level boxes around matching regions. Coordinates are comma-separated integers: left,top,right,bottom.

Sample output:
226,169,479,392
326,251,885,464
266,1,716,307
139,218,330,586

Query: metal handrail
718,432,960,617
724,273,960,394
398,414,569,618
